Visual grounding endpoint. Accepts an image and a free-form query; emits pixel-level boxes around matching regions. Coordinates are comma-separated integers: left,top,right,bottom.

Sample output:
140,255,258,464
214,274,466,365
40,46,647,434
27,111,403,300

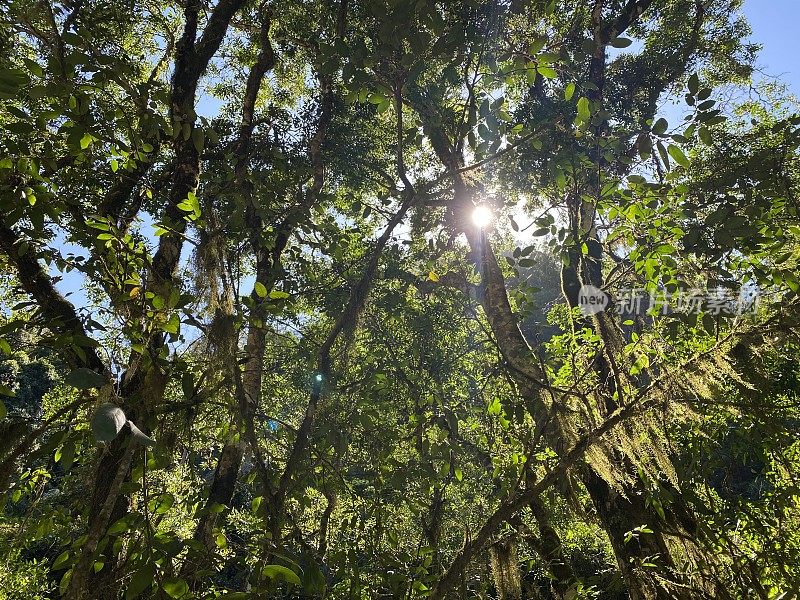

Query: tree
0,0,798,598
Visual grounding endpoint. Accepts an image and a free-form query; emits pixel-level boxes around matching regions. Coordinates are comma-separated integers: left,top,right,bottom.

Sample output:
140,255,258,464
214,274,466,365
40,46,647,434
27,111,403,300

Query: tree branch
0,219,105,373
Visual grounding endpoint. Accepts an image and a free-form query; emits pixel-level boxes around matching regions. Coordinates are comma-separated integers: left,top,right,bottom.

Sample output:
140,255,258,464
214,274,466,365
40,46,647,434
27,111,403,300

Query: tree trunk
489,537,522,600
528,499,576,599
582,471,691,600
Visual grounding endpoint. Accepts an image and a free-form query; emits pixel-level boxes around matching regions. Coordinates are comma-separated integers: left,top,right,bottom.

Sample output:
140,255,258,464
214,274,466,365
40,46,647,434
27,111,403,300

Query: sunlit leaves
575,96,591,127
176,191,201,221
148,493,175,515
537,65,557,79
162,313,180,335
52,550,71,571
0,2,796,598
262,564,301,586
667,144,690,168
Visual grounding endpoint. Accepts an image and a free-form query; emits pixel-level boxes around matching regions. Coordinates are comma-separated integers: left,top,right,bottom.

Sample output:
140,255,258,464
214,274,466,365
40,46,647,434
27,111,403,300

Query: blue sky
742,0,800,95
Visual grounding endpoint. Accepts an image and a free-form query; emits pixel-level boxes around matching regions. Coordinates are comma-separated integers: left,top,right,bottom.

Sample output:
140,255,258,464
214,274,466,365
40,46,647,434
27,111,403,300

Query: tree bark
489,537,522,600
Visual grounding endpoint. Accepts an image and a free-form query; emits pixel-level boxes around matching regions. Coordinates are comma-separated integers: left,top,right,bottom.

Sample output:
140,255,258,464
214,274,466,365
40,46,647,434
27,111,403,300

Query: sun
472,205,492,228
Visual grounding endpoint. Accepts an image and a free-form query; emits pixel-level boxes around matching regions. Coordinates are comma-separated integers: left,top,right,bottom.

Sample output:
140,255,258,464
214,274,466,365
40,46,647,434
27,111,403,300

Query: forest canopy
1,0,799,598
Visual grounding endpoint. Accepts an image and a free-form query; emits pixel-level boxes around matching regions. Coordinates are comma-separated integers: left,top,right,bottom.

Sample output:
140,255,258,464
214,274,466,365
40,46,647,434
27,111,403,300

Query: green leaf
0,68,31,99
108,516,133,535
262,565,301,586
269,290,290,300
688,73,700,95
577,96,589,116
575,97,591,125
22,58,43,78
91,403,127,443
564,82,575,101
57,440,76,471
148,492,174,514
80,133,93,150
376,98,390,113
53,550,71,571
667,144,690,168
126,564,155,600
254,281,268,298
656,141,670,168
487,397,501,416
59,569,72,596
162,313,180,335
0,399,6,420
162,577,188,598
527,37,546,55
609,37,633,48
652,118,668,135
191,127,205,153
65,368,108,389
537,65,557,79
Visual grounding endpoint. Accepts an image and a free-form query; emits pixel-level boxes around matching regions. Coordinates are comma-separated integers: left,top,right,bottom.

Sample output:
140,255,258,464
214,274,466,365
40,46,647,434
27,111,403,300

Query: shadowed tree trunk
528,498,576,599
489,537,522,600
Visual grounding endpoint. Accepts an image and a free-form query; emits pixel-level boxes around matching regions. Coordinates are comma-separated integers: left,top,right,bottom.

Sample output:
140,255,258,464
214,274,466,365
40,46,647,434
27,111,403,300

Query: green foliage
0,548,55,599
0,0,798,598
